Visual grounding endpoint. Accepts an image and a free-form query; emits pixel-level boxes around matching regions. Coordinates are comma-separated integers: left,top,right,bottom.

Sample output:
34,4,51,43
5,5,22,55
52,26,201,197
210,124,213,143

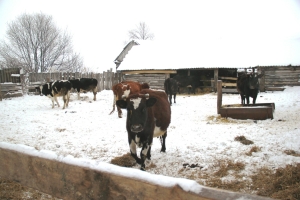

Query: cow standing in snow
37,80,71,109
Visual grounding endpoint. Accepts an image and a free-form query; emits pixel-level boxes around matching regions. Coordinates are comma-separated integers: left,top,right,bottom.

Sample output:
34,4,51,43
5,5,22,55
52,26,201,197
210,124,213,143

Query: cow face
116,96,157,133
248,74,263,89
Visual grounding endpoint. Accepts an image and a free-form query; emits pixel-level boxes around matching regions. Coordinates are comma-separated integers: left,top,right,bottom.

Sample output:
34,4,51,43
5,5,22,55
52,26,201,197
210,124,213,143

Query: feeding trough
217,80,275,120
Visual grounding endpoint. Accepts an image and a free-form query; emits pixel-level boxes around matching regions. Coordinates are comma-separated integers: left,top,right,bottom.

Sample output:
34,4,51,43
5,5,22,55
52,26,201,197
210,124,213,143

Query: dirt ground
0,178,61,200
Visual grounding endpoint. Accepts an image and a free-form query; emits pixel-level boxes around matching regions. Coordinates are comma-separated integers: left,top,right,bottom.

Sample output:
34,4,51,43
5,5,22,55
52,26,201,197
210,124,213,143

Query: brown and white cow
37,80,71,109
116,89,171,170
109,81,150,118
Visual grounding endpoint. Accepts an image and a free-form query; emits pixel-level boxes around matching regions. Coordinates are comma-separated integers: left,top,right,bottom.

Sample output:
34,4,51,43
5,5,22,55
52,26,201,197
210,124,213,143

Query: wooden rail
0,144,273,200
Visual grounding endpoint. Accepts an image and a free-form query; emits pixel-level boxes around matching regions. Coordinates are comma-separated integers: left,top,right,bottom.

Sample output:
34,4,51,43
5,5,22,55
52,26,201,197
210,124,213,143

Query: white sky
1,0,300,71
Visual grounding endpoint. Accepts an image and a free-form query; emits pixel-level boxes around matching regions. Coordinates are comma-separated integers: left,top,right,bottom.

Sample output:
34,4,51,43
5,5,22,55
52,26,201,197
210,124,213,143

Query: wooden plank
222,83,236,87
219,76,237,81
0,147,271,200
265,87,286,91
222,88,238,93
122,70,177,74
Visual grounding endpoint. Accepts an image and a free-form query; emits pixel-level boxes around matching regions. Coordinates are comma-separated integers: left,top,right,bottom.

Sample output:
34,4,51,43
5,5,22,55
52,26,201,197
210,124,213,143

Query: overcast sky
1,0,300,71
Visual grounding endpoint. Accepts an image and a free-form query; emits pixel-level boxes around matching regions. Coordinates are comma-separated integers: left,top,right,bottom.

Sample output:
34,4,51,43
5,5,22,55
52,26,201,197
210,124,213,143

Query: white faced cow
37,80,71,109
110,81,150,118
116,89,171,170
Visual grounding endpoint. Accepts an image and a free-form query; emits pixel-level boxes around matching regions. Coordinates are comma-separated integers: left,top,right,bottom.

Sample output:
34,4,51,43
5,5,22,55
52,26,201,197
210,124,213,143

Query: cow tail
109,94,116,115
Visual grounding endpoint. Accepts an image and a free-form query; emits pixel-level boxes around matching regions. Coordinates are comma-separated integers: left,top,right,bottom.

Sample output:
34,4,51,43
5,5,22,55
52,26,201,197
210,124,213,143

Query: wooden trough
217,81,275,120
0,144,273,200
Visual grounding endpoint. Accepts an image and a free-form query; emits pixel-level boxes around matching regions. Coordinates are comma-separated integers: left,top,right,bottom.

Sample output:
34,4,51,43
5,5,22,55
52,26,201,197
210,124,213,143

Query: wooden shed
114,40,300,93
114,40,242,93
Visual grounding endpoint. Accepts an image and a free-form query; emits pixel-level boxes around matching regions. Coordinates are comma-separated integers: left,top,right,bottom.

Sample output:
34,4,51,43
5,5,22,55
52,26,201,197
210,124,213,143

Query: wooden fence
0,69,123,98
0,68,21,83
258,65,300,91
28,70,123,92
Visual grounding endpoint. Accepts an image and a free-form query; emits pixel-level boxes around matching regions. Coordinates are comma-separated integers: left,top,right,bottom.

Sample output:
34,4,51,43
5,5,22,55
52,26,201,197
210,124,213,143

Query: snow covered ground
0,86,299,195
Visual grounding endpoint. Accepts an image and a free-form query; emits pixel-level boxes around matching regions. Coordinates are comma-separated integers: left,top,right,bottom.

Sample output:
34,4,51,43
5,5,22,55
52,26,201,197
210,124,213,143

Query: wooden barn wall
123,73,166,89
0,68,21,83
258,66,300,91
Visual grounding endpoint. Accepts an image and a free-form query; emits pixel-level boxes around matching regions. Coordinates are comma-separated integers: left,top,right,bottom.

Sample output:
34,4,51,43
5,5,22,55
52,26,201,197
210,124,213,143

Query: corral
217,81,275,120
0,86,299,199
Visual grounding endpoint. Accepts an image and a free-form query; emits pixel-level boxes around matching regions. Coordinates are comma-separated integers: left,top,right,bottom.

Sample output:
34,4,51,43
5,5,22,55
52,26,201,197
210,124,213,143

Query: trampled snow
0,86,300,195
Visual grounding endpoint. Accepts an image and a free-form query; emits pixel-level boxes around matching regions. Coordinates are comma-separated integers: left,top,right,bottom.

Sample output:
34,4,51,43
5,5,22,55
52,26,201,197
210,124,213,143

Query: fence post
0,83,2,101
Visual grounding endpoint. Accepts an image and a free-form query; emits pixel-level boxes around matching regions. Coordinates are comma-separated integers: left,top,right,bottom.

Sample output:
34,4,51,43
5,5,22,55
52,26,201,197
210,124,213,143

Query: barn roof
115,39,300,71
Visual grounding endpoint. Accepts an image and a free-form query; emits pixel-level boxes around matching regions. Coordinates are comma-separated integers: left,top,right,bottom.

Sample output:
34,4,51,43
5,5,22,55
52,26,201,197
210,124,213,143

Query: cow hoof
140,165,146,171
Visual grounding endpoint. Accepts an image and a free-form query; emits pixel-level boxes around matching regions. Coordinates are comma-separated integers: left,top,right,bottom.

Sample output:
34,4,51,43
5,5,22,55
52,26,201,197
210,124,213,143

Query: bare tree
0,13,83,73
128,22,154,41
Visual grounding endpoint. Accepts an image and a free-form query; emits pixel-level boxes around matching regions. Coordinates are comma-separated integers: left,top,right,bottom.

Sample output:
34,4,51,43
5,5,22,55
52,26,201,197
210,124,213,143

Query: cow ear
258,74,264,78
116,100,127,109
146,97,157,107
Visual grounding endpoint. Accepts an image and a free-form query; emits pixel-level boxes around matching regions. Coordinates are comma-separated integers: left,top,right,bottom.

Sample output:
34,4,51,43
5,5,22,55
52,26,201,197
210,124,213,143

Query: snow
117,39,300,71
1,87,300,195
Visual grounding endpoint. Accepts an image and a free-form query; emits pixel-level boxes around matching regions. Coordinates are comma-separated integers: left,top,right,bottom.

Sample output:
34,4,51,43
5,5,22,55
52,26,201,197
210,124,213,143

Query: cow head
35,86,42,96
248,74,264,89
116,94,157,133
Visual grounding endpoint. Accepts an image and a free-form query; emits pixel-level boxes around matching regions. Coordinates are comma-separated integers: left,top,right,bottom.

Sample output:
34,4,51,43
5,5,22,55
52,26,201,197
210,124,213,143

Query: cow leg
129,139,143,165
93,91,97,101
62,95,66,109
168,94,172,105
93,87,97,101
54,97,60,108
117,105,123,118
253,95,257,104
140,143,151,170
66,91,70,107
51,98,55,108
77,88,80,100
147,146,151,160
240,94,245,104
160,132,167,152
246,95,250,105
173,93,176,103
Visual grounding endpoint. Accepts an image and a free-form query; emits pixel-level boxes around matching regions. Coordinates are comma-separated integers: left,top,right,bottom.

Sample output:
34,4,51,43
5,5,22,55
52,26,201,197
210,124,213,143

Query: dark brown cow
116,89,171,170
164,78,178,105
109,81,150,118
237,73,263,104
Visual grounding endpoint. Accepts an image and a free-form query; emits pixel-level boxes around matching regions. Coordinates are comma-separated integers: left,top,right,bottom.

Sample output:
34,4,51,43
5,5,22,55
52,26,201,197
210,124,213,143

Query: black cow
237,73,263,105
116,89,171,170
164,78,178,105
37,80,72,109
172,75,199,94
69,78,98,101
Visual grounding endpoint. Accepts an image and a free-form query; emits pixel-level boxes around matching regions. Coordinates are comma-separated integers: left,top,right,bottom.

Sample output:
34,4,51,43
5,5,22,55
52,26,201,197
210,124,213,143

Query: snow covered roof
116,39,300,71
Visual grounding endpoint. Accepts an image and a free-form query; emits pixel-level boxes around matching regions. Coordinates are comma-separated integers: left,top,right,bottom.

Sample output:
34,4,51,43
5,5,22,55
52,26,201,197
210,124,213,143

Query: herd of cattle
36,73,263,170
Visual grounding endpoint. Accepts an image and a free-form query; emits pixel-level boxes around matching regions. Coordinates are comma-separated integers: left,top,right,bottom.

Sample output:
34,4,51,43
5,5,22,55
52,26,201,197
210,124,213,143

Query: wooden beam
222,83,237,87
219,76,237,81
0,146,272,200
217,80,222,114
122,70,177,74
